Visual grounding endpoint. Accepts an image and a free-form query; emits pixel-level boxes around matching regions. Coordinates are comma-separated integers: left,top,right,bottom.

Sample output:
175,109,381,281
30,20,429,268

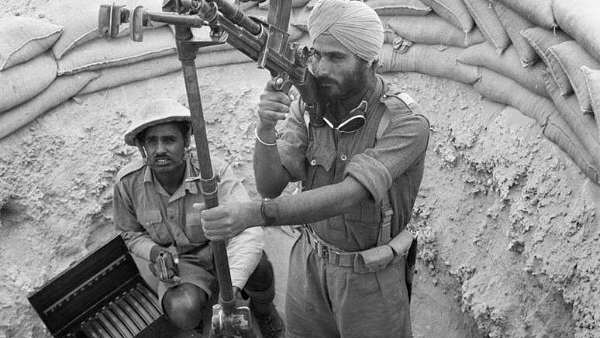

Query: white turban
307,0,384,63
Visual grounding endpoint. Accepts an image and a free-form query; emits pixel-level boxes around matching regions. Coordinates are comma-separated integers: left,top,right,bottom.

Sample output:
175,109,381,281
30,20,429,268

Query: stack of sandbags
0,0,256,140
367,0,600,183
0,16,100,140
42,0,181,95
2,0,600,184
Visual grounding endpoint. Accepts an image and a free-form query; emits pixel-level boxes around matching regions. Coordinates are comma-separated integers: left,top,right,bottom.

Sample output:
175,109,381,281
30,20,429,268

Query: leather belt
304,227,360,268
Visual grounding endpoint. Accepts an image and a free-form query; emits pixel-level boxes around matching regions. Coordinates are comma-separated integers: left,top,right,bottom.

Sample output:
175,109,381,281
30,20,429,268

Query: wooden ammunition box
27,235,177,338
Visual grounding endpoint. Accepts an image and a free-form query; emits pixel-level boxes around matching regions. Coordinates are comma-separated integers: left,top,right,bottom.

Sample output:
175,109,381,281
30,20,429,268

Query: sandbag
547,41,600,112
520,28,572,66
493,1,538,67
290,6,311,32
42,0,164,60
365,0,431,16
259,0,270,9
545,74,600,170
520,27,572,92
78,49,251,96
0,53,57,113
473,67,554,127
463,0,510,55
0,72,99,140
378,44,480,84
381,14,485,48
457,43,547,97
196,48,251,69
57,26,176,76
0,16,62,71
553,0,600,64
288,25,306,42
292,0,310,7
384,30,413,54
543,115,600,184
77,55,182,96
218,0,258,10
494,0,556,30
306,0,319,9
238,0,258,10
419,0,474,33
581,66,600,133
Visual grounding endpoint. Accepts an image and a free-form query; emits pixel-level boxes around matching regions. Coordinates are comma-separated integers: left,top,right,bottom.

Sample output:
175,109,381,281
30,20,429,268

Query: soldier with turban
200,0,430,336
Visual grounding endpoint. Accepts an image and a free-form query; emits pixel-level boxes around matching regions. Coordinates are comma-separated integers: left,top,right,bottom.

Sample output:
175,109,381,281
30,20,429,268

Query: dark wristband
260,198,276,227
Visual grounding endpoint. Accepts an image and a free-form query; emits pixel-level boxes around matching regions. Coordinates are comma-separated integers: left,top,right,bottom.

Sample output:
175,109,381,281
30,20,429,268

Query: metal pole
175,25,236,315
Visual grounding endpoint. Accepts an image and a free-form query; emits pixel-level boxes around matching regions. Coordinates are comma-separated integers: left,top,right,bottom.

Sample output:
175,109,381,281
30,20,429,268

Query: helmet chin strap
135,140,147,161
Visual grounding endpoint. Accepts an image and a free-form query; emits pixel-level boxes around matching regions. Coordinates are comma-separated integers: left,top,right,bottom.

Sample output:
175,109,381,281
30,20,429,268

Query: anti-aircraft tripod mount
97,0,305,336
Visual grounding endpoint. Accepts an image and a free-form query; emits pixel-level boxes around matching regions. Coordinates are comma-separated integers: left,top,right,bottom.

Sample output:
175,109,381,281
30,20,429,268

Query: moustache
316,77,337,87
150,155,172,161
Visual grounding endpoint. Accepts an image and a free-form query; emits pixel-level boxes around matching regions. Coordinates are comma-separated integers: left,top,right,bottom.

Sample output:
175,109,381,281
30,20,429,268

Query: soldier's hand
149,248,180,286
257,78,292,129
199,202,256,240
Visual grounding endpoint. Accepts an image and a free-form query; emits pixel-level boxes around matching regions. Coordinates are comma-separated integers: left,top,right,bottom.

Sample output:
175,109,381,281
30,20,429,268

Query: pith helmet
124,99,191,146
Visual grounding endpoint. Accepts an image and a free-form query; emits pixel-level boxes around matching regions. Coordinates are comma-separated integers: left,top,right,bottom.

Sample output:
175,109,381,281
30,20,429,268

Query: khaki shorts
133,244,218,307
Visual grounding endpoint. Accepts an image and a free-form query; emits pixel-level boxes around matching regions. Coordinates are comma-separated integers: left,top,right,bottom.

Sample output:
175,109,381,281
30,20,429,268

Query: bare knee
162,283,208,330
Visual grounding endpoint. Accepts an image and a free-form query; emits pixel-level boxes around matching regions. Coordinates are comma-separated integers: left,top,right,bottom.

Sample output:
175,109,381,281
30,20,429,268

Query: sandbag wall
0,0,259,140
1,0,600,184
364,0,600,184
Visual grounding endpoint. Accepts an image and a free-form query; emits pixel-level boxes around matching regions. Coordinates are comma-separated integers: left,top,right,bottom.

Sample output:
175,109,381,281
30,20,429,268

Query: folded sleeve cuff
344,154,392,203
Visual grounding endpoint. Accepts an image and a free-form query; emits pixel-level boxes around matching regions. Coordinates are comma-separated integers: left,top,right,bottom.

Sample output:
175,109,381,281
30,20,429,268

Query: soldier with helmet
112,98,284,337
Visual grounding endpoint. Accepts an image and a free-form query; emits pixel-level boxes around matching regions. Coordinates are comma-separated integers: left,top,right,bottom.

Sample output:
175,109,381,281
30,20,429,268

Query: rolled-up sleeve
217,162,265,289
345,114,430,203
113,183,156,261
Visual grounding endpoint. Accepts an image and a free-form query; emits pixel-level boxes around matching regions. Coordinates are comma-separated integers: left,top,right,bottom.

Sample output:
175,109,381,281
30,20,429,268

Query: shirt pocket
307,141,336,171
137,210,171,246
306,141,337,189
185,211,207,244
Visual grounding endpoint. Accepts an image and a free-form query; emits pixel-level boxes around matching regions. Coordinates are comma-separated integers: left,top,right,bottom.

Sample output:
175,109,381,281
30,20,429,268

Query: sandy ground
1,1,600,337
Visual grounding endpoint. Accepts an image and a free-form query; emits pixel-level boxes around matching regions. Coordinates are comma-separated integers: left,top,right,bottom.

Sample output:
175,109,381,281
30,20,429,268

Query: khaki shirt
278,76,429,251
113,153,264,289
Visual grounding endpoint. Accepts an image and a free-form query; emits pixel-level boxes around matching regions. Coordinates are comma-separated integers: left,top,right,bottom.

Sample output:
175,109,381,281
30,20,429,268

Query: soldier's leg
243,251,285,338
285,236,339,338
162,283,208,330
156,250,217,331
330,258,412,338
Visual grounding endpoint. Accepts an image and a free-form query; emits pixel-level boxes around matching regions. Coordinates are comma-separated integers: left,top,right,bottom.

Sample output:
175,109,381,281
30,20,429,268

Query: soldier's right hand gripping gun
99,0,325,124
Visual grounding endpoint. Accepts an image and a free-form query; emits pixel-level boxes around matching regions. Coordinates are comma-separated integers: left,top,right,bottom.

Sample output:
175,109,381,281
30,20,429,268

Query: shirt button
340,154,347,161
310,159,317,166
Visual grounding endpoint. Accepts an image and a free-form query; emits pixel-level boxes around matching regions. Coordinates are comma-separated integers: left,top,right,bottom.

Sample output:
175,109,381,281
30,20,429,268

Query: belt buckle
319,243,328,258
